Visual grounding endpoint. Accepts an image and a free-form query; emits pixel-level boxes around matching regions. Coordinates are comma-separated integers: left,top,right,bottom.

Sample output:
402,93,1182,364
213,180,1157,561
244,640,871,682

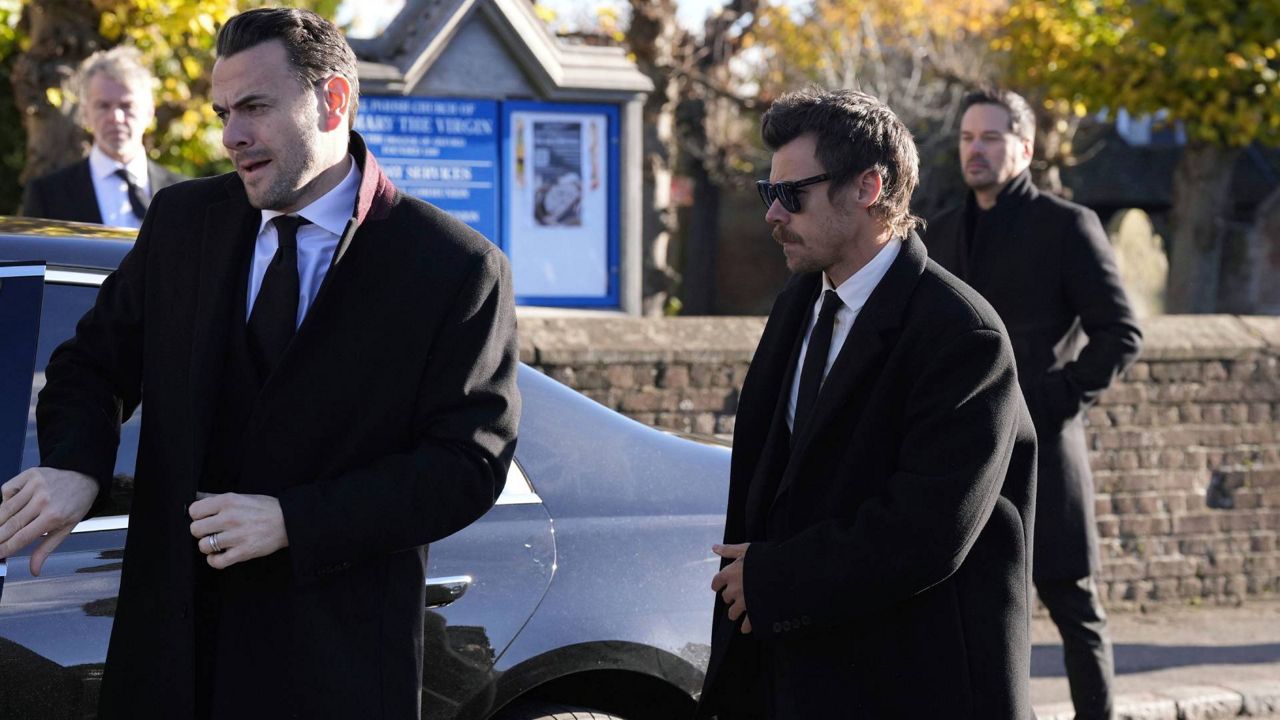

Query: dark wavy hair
761,88,921,237
960,87,1036,143
216,7,360,126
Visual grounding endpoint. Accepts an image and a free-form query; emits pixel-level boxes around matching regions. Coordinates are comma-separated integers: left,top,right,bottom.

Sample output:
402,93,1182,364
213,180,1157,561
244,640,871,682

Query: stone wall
520,314,1280,607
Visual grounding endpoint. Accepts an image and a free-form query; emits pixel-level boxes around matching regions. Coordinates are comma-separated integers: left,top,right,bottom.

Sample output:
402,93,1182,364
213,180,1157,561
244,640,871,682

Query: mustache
234,152,272,167
773,226,802,244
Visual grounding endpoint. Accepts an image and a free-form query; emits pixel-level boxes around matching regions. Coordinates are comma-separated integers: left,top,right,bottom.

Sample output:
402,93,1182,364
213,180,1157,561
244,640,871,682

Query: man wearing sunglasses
697,88,1036,719
924,88,1142,720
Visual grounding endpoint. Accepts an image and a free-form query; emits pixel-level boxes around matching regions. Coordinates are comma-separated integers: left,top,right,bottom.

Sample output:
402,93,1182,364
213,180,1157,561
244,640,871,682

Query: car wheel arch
467,641,703,720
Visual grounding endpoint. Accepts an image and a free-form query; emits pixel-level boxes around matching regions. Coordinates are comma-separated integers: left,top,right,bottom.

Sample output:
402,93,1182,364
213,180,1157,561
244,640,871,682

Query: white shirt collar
257,155,360,237
89,144,150,186
822,237,902,313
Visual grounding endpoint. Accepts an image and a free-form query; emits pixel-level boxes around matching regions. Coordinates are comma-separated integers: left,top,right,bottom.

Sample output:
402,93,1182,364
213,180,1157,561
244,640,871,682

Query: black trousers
1037,576,1115,720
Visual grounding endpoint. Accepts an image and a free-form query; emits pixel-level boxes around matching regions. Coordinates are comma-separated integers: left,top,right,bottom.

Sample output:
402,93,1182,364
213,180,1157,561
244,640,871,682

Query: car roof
0,217,136,272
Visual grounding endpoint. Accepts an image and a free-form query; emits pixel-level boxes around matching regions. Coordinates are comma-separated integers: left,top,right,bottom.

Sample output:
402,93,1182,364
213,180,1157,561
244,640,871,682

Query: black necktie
794,290,843,438
248,215,310,377
113,169,149,220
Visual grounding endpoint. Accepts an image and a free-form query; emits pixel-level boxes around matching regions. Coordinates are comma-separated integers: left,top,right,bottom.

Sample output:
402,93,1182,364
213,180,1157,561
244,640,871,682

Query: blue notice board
355,96,500,242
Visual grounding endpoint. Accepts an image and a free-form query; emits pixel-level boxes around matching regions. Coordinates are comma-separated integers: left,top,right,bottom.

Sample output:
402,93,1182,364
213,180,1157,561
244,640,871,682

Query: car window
22,282,141,488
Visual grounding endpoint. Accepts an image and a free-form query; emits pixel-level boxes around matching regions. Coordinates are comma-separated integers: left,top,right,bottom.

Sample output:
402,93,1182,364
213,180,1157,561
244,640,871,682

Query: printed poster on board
506,109,610,300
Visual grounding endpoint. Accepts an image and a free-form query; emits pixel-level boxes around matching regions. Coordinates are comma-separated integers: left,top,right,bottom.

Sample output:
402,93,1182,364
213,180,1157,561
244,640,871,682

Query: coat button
773,622,783,633
802,615,811,626
782,620,792,631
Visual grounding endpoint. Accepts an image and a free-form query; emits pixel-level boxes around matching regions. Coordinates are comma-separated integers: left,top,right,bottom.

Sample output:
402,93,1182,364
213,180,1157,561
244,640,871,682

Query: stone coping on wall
519,314,1280,363
519,316,767,365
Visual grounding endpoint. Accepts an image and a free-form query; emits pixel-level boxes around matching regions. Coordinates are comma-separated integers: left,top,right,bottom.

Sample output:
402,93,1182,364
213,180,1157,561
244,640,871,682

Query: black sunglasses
756,173,831,213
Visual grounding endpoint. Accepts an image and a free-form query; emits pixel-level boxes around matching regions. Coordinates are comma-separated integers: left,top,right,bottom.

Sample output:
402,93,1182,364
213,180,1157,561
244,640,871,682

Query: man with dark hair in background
22,45,184,227
0,8,519,718
697,87,1036,719
924,87,1143,720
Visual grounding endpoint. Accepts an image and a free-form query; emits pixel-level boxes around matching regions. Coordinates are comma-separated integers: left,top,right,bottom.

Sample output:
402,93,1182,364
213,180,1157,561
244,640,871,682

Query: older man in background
22,45,184,227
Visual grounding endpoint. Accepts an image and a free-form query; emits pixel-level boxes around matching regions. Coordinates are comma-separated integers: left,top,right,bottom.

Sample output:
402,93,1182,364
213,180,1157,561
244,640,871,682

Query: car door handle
425,575,471,609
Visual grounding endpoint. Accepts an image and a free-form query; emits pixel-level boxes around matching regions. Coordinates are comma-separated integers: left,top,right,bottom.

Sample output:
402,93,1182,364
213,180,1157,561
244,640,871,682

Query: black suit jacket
923,170,1141,581
21,156,185,224
698,234,1036,719
37,133,520,719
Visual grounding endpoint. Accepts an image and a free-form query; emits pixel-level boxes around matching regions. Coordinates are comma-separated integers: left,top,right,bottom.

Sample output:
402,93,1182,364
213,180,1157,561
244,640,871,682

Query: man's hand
0,467,99,576
711,543,753,634
189,493,289,570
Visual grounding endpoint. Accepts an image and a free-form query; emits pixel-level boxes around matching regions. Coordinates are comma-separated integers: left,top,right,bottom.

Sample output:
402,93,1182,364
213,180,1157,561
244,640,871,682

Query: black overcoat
697,234,1037,719
36,133,521,719
923,170,1141,581
21,157,185,224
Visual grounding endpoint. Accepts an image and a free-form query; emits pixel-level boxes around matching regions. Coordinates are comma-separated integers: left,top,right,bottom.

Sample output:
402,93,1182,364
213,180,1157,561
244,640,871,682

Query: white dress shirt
787,238,902,430
88,145,152,229
247,156,360,328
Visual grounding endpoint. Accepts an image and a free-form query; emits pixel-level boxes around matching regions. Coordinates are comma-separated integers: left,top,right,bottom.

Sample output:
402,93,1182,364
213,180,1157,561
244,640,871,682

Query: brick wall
520,314,1280,606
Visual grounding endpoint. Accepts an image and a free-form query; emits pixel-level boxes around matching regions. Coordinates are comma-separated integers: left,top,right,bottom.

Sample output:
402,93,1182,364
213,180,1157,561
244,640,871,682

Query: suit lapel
146,160,178,195
189,178,260,484
774,234,929,504
742,275,819,538
73,160,104,224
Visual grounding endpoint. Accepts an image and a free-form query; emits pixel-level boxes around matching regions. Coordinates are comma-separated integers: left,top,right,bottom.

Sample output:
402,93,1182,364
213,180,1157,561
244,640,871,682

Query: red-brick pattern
522,314,1280,606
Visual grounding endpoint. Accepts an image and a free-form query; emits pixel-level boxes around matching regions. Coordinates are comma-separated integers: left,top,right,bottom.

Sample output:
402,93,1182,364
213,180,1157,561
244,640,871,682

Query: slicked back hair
761,88,922,238
216,7,360,126
960,87,1036,144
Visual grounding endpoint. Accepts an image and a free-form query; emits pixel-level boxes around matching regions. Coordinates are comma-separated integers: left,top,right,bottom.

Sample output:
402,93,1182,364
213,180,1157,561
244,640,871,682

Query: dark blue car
0,218,729,720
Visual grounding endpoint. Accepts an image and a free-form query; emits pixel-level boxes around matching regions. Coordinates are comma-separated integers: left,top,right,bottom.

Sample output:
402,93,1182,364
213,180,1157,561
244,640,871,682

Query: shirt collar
258,155,361,238
822,237,902,312
89,144,150,185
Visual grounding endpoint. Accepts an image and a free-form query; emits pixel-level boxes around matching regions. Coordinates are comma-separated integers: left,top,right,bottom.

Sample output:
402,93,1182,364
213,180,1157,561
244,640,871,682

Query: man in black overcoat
0,8,519,719
696,88,1037,719
923,88,1143,720
22,45,184,227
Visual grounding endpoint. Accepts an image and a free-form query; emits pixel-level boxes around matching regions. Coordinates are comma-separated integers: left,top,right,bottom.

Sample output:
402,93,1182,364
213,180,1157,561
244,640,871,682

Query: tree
627,0,685,316
675,0,762,315
0,2,28,210
1002,0,1280,312
748,0,1006,219
5,0,339,212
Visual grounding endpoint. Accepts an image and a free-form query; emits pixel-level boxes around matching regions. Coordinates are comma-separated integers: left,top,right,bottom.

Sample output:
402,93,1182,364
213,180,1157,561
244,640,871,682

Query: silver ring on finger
208,533,222,554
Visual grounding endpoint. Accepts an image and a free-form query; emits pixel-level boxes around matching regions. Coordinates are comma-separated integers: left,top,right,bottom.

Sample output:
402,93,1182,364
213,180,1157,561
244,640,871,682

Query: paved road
1032,599,1280,718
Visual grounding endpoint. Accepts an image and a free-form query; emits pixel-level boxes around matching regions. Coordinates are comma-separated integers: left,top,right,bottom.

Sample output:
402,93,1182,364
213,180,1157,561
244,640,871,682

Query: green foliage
1003,0,1280,148
99,0,342,177
0,0,341,207
99,0,243,177
0,1,26,212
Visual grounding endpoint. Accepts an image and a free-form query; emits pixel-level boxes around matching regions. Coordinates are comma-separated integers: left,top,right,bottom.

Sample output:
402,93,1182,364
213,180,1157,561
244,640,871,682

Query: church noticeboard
502,101,619,307
355,96,500,242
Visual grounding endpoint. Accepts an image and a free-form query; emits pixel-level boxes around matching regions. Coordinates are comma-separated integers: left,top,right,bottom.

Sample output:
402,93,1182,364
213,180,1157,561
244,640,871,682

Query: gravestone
1252,187,1280,314
1108,208,1168,318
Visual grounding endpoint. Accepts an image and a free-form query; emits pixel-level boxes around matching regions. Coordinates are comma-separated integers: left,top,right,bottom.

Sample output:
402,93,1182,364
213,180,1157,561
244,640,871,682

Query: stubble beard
962,161,996,193
775,226,822,274
247,149,320,212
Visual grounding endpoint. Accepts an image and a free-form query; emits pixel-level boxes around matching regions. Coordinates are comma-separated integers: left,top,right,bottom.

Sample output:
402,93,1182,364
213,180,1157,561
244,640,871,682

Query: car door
0,267,555,720
0,261,46,609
